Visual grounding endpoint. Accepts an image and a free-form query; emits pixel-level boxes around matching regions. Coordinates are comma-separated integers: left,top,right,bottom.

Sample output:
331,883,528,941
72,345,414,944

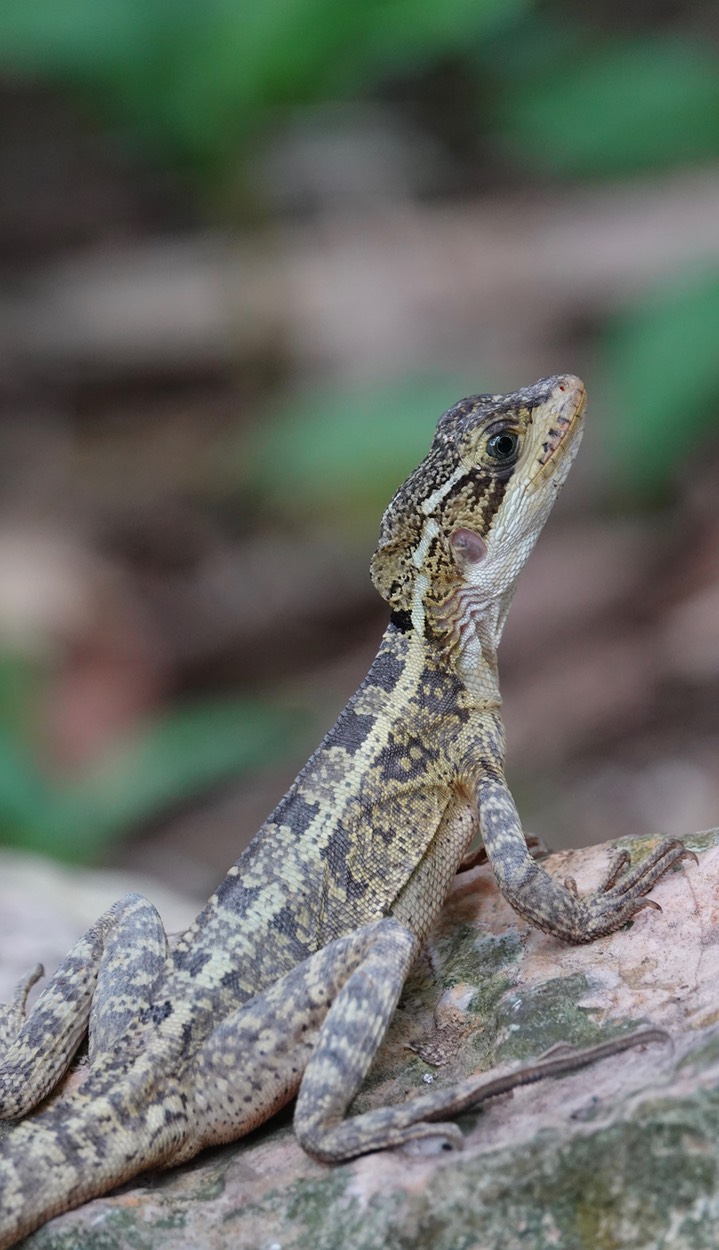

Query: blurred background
0,0,719,897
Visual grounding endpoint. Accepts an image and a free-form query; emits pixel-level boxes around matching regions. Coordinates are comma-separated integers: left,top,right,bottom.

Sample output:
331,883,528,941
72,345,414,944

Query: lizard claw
554,837,692,943
633,896,662,914
598,850,631,893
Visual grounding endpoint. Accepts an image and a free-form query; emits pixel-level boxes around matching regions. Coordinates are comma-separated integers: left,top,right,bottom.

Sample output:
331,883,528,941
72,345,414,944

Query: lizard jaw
432,375,588,673
526,374,587,494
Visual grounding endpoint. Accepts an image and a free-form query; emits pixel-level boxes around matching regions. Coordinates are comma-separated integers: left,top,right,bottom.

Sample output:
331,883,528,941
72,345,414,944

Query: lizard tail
0,1085,188,1249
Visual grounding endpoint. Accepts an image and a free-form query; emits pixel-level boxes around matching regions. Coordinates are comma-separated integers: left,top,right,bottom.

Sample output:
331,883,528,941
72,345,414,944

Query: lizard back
170,624,477,1001
167,375,587,1005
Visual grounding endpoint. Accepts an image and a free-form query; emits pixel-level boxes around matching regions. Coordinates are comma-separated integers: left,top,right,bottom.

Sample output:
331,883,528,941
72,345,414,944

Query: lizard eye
486,431,519,462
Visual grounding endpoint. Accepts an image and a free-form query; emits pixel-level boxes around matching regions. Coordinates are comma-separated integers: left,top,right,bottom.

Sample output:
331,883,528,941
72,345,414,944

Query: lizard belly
391,792,477,940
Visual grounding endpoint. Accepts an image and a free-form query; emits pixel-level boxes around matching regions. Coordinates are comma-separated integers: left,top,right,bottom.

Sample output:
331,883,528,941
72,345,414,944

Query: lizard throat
429,582,506,705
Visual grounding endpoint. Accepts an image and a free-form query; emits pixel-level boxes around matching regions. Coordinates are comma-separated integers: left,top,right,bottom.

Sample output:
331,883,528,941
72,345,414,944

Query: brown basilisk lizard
0,375,692,1247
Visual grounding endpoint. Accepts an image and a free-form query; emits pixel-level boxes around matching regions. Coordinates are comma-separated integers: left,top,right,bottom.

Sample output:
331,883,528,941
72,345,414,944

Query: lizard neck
447,587,513,709
396,609,503,712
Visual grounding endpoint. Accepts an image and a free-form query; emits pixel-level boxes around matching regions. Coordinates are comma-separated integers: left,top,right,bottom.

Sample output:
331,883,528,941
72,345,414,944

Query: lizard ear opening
449,528,487,568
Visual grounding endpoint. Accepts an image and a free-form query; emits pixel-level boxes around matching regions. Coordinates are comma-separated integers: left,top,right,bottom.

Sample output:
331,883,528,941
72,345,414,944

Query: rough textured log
0,826,714,1249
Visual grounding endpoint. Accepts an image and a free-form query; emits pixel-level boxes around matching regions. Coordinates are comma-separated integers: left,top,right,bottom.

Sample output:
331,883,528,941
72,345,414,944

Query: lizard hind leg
299,1028,669,1162
0,891,168,1120
170,917,420,1166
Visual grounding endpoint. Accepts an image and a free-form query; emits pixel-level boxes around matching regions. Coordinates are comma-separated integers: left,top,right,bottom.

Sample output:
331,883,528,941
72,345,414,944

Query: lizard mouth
527,375,587,493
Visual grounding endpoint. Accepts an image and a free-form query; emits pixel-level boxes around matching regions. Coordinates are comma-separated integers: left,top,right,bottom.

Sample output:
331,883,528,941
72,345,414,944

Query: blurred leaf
349,0,527,75
239,374,479,528
55,697,302,861
496,33,719,177
472,11,584,82
0,729,57,850
0,0,143,71
600,271,719,496
0,697,302,862
0,653,42,744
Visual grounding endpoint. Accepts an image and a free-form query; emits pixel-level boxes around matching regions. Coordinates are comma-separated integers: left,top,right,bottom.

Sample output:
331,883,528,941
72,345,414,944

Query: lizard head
371,374,586,649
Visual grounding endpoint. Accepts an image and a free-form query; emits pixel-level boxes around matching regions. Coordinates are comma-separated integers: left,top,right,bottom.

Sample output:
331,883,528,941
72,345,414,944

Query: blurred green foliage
486,25,719,177
1,0,719,859
2,2,718,504
601,272,719,499
2,1,719,502
0,0,526,181
2,3,718,187
241,374,477,533
0,654,302,862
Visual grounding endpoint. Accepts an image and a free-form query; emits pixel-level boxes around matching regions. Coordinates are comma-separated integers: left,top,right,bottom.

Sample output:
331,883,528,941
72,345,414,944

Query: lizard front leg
477,771,694,943
0,892,167,1118
170,918,420,1164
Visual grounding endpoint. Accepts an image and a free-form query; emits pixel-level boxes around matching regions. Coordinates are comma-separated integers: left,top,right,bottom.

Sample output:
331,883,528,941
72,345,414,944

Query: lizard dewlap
0,374,692,1248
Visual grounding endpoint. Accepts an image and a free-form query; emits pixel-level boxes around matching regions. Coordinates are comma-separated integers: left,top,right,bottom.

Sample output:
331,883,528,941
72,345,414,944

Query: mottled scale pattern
0,375,694,1249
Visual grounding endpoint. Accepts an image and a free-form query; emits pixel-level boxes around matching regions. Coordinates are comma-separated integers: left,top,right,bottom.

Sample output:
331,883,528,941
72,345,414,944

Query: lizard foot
571,837,696,943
